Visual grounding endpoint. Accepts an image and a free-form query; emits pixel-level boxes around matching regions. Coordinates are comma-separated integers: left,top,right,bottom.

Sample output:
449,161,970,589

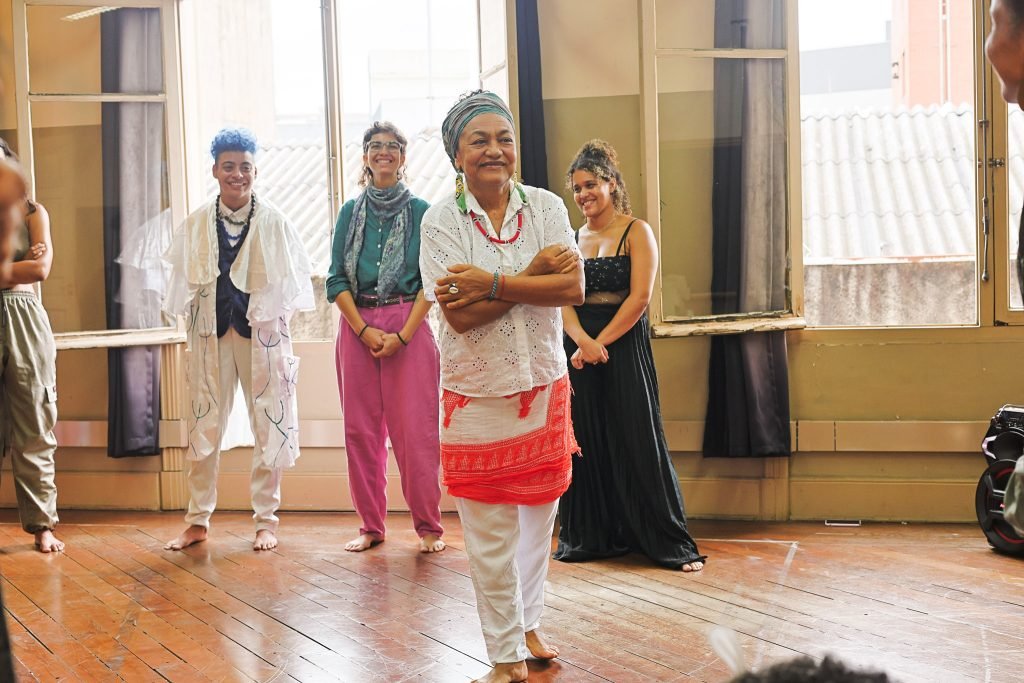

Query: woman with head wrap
326,121,445,554
553,140,705,572
419,91,584,683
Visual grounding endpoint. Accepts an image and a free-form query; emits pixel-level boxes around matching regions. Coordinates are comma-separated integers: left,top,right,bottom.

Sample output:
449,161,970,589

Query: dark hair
1009,0,1024,24
0,137,16,161
566,139,631,215
730,656,892,683
210,127,258,161
360,121,408,188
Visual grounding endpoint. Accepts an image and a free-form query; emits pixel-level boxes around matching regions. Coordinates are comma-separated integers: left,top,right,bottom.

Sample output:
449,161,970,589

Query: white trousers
455,497,559,664
185,328,283,531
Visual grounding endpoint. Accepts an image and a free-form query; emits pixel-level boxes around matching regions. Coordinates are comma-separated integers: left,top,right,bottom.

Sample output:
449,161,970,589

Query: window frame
638,0,805,338
12,0,186,349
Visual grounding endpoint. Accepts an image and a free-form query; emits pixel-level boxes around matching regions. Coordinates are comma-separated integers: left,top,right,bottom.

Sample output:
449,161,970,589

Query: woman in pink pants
326,121,444,553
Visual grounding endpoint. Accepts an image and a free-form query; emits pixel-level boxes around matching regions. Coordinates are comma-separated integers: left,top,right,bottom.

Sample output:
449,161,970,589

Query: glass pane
478,0,506,72
32,101,170,334
27,6,163,94
1009,105,1023,310
656,0,785,50
658,55,789,319
339,0,479,145
799,0,977,326
185,0,332,340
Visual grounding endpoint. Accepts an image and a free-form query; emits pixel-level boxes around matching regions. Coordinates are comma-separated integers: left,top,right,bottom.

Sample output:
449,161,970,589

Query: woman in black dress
554,140,705,572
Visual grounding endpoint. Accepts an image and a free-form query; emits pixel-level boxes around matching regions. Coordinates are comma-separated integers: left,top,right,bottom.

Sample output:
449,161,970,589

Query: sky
797,0,892,52
269,0,477,120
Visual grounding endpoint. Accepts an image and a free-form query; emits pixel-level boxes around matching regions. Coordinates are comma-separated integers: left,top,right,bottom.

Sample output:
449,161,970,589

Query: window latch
989,158,1006,169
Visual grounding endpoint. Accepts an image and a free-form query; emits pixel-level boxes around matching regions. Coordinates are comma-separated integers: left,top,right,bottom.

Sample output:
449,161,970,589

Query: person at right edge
987,0,1024,536
553,140,706,572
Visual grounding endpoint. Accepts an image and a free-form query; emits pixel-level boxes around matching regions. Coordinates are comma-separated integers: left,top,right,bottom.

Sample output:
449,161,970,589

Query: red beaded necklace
470,208,523,245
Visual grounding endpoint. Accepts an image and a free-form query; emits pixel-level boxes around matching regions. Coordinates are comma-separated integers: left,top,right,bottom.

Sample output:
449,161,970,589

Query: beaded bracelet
358,323,369,338
488,271,500,300
396,332,408,346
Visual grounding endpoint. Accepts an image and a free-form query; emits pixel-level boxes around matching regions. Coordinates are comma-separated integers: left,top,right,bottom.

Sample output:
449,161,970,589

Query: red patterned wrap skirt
440,373,579,506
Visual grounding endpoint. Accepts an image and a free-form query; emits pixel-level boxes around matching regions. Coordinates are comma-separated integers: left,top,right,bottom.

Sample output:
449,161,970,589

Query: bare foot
682,561,705,572
419,533,446,553
164,525,208,551
34,529,64,553
344,533,383,552
525,629,559,660
473,661,528,683
253,529,278,551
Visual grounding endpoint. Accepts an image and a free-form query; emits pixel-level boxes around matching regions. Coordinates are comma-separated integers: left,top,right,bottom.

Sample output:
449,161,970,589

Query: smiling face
571,169,616,220
363,133,405,188
212,150,256,209
988,0,1024,105
455,113,517,192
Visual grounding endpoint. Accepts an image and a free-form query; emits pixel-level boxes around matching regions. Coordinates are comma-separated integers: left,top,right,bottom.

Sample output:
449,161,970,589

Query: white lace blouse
420,184,580,397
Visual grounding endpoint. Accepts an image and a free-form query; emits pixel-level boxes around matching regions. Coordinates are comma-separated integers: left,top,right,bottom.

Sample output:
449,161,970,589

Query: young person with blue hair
162,127,314,551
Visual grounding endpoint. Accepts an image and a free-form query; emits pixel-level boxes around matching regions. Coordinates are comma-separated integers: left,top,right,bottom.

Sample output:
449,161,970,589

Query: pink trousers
336,301,443,539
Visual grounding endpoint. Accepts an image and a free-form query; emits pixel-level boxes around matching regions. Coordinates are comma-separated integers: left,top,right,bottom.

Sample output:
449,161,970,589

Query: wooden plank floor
0,511,1021,682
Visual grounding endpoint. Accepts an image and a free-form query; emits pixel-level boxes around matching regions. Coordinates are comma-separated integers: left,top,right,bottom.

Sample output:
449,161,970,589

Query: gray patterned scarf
344,182,413,299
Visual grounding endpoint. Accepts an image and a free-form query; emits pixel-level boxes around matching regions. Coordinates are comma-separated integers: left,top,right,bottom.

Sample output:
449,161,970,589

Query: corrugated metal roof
207,131,454,273
225,108,1010,269
802,103,990,262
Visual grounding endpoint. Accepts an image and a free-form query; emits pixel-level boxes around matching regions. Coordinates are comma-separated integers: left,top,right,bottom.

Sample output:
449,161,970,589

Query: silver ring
448,284,459,295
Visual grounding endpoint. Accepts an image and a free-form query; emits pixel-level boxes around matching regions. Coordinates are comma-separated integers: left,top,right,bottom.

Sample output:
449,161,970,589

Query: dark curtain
515,0,548,188
101,10,161,457
702,0,791,458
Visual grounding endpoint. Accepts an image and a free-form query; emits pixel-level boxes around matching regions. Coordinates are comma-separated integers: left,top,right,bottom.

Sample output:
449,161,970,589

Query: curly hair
210,127,258,161
729,656,891,683
360,121,408,188
566,139,631,215
1008,0,1024,23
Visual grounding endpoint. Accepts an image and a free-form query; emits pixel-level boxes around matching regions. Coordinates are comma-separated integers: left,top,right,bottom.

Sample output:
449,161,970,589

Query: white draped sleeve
161,202,218,317
162,222,195,317
230,200,315,324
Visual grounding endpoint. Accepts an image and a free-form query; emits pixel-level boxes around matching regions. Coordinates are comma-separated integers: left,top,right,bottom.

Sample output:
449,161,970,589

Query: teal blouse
325,196,430,303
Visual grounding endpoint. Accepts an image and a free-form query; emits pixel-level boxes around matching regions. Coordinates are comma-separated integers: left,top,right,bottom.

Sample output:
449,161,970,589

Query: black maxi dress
554,223,705,569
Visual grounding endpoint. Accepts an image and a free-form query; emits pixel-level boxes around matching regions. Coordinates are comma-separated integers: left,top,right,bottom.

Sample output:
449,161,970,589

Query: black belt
355,292,415,308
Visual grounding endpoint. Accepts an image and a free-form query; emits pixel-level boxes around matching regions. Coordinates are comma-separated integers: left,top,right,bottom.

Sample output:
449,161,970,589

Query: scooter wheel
976,458,1024,556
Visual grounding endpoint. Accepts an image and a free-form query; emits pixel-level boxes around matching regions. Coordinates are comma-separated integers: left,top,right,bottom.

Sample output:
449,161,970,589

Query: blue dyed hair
210,127,258,161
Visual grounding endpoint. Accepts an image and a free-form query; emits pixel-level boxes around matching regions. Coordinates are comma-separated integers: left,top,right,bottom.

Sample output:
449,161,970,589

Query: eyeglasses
366,141,403,153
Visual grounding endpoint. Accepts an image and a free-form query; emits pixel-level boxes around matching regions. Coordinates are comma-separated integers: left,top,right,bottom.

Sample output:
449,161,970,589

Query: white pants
185,328,283,532
455,497,559,664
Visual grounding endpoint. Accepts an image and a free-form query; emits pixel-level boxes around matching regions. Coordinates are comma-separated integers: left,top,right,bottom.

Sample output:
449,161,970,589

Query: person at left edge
162,127,314,552
0,139,62,554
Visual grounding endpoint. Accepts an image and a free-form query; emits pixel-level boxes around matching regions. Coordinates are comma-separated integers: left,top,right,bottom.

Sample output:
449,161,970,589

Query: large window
337,0,478,203
639,1,1017,332
179,0,333,340
179,0,480,342
641,0,803,336
10,0,487,346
